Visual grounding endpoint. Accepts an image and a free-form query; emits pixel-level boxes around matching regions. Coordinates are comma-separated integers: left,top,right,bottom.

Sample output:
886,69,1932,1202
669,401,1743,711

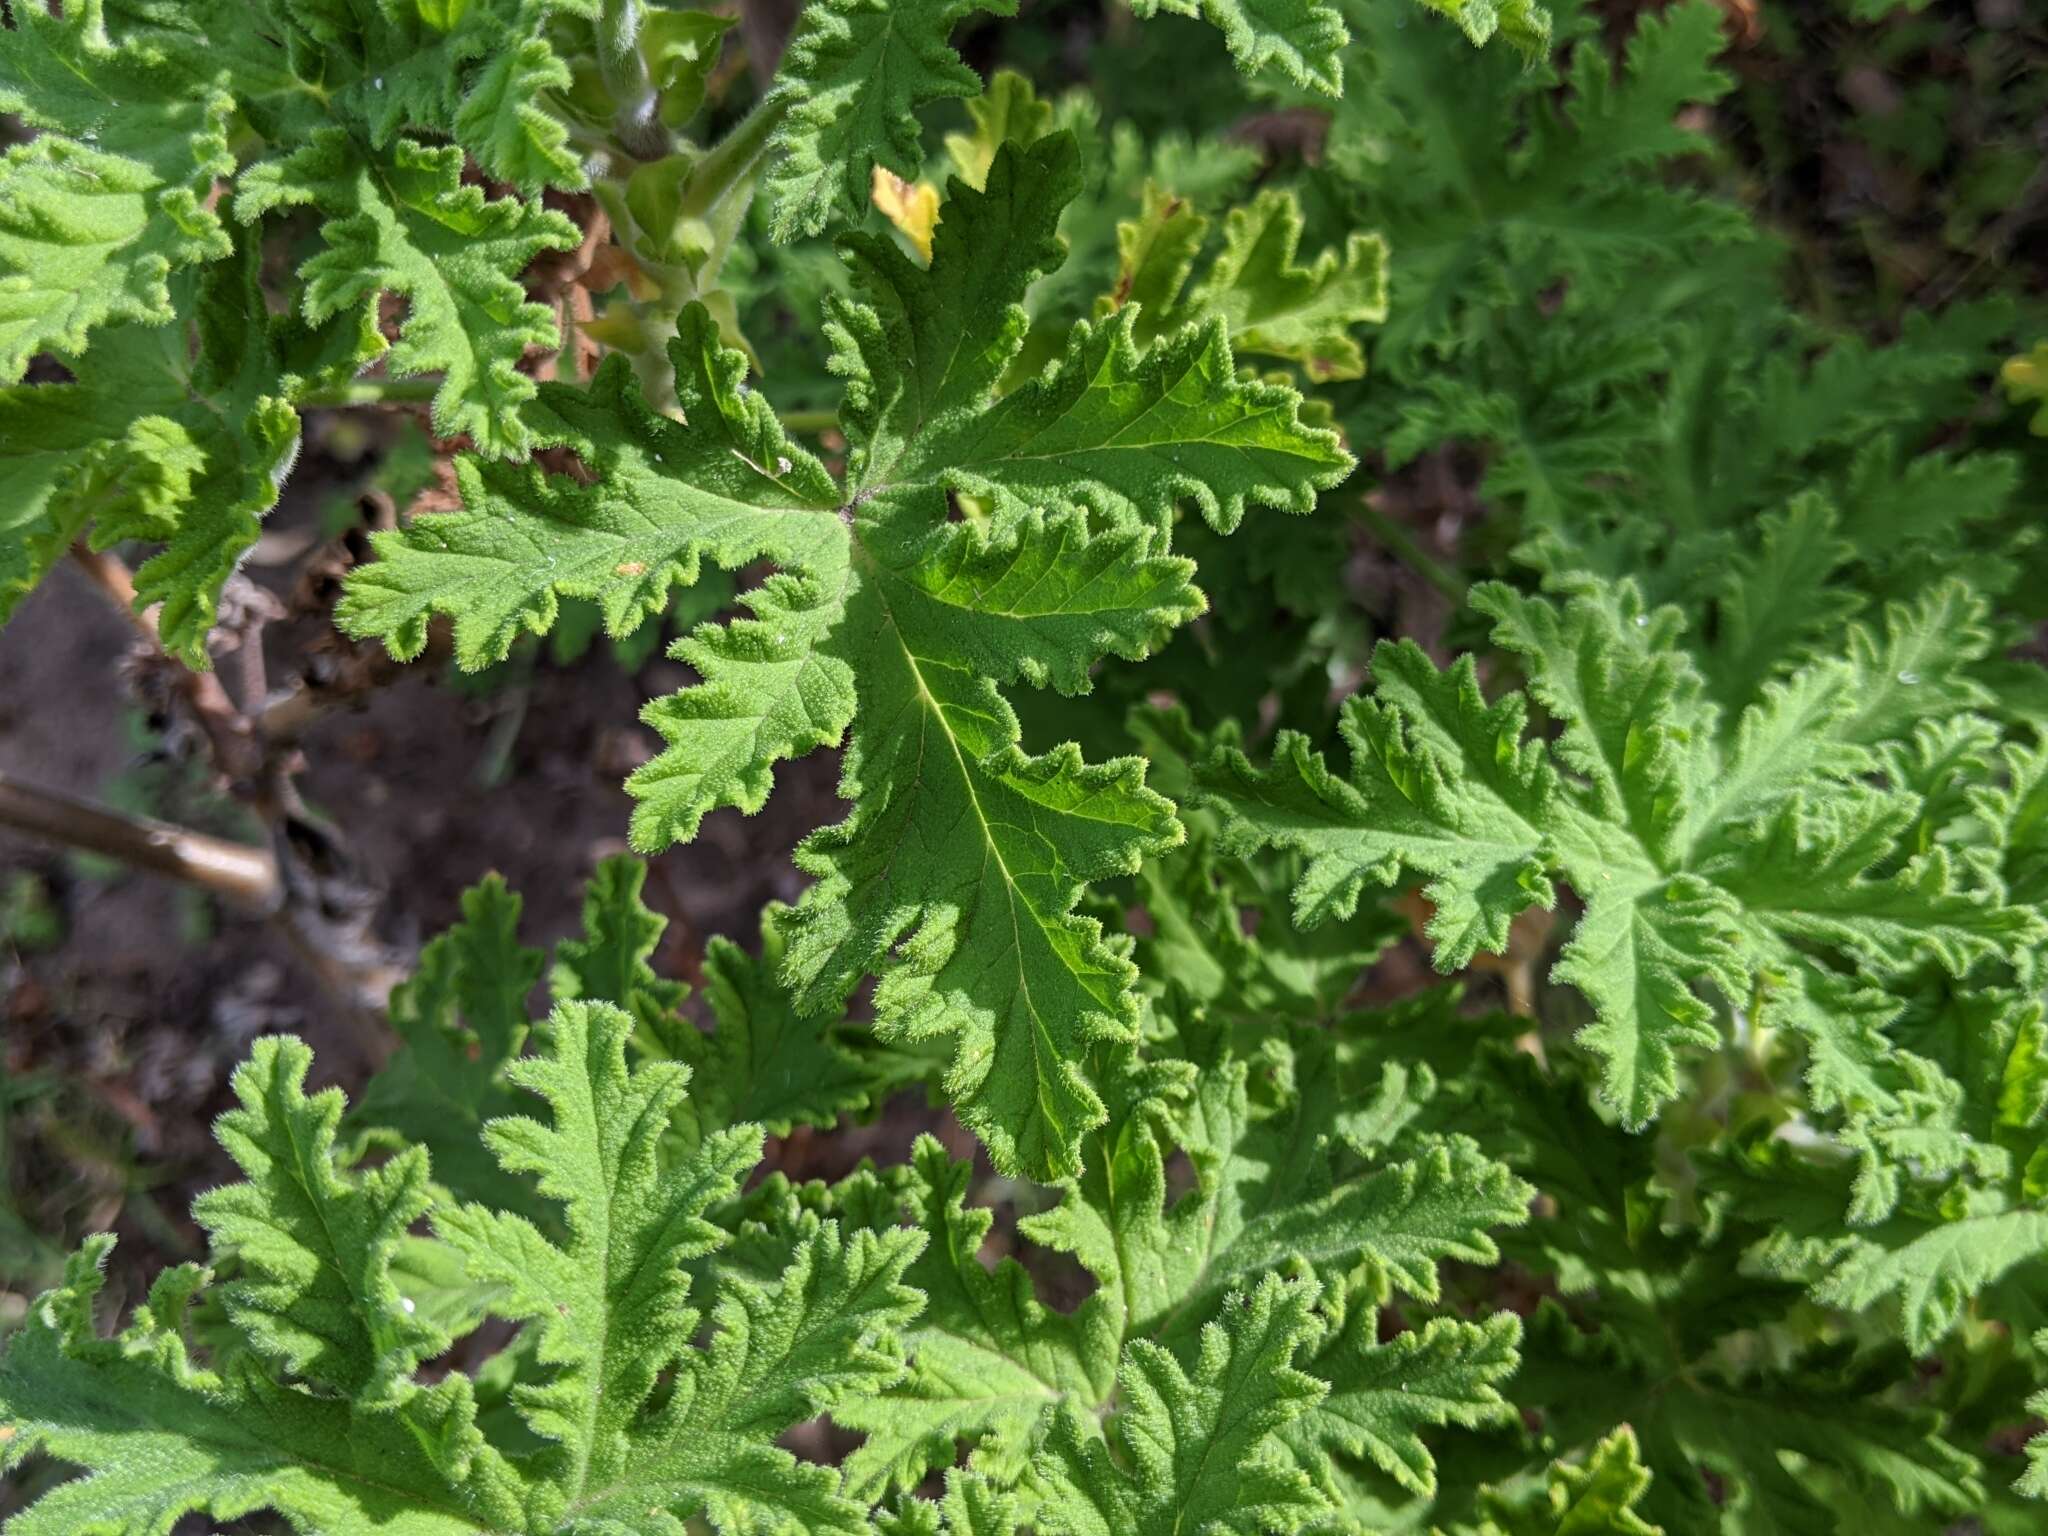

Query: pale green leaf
836,1137,1112,1499
0,1238,500,1536
348,873,544,1213
1473,1426,1663,1536
677,910,886,1138
434,1000,925,1533
1274,1310,1522,1503
1183,190,1388,381
548,853,691,1042
1200,642,1559,964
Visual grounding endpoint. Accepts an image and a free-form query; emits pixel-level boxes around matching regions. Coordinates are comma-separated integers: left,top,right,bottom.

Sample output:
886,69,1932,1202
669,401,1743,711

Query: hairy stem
258,647,416,742
779,409,839,435
296,376,443,410
678,93,788,224
598,0,670,161
604,94,789,407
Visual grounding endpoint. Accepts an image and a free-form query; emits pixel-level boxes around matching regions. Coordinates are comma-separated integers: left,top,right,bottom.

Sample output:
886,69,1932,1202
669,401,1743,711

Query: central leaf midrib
1245,755,1548,858
919,522,1161,622
914,1319,1080,1397
888,323,1325,499
268,1070,384,1391
858,546,1075,1150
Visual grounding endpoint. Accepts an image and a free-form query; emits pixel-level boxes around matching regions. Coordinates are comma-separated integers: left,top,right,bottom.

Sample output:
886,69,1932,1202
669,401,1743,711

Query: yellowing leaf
872,165,942,261
2001,341,2048,434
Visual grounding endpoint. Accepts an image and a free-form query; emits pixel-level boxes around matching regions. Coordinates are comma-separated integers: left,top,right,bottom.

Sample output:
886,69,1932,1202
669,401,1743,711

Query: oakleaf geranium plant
4,2,2048,1533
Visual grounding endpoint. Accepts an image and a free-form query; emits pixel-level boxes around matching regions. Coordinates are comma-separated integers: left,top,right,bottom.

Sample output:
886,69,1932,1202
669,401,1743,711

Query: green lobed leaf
1202,579,2045,1132
2022,1329,2048,1498
762,0,1017,241
1200,641,1559,965
1470,1427,1663,1536
1,981,932,1535
0,1236,503,1536
236,130,576,458
547,852,691,1047
426,999,929,1533
1033,1275,1333,1536
194,1039,451,1408
835,1137,1111,1500
348,873,545,1213
1127,0,1350,96
344,136,1350,1181
0,0,234,379
0,236,302,666
1182,190,1389,381
1025,1027,1532,1351
1274,1308,1523,1506
675,909,887,1140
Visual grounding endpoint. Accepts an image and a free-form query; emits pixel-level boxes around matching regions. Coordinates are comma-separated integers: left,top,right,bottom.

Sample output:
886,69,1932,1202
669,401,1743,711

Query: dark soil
0,451,853,1307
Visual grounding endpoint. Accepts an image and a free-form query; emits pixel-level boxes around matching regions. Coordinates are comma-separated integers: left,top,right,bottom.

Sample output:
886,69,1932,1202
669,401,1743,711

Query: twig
59,540,409,1047
237,624,269,717
0,771,279,910
0,772,406,1051
258,671,383,743
258,624,451,743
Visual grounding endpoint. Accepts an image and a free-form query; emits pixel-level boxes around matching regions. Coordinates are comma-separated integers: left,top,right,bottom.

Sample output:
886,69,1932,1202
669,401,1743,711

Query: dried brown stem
258,626,449,744
0,771,279,910
58,539,411,1047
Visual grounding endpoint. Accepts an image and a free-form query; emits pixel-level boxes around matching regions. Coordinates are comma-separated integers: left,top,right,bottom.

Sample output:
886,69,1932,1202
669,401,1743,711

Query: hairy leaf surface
344,136,1350,1179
